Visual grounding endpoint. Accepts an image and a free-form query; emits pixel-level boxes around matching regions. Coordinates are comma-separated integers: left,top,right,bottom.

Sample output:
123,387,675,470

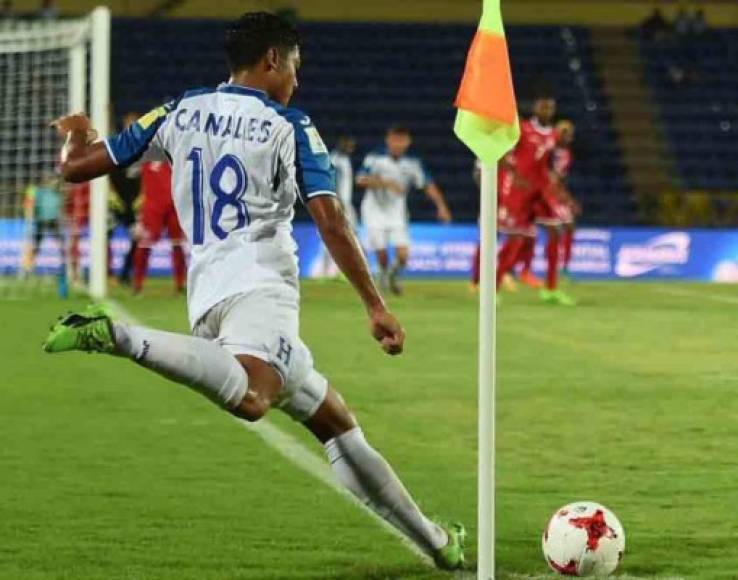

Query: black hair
530,82,555,102
225,11,301,72
387,124,412,136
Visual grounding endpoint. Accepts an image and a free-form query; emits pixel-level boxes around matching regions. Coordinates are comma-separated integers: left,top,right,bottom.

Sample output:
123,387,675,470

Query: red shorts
67,183,90,234
498,185,540,237
138,198,184,247
534,195,571,226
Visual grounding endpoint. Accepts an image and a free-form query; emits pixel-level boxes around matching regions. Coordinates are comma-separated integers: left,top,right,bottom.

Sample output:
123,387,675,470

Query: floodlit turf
2,279,738,579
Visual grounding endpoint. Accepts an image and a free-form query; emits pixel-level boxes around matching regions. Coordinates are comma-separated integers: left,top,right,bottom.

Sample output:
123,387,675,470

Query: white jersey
105,83,336,328
329,149,356,226
329,150,353,210
358,148,430,228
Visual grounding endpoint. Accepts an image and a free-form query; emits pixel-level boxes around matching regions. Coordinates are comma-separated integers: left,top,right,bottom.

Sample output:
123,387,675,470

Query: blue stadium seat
639,28,738,191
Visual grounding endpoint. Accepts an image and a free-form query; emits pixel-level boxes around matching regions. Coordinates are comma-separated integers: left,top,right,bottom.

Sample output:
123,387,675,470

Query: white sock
325,427,447,555
112,323,248,410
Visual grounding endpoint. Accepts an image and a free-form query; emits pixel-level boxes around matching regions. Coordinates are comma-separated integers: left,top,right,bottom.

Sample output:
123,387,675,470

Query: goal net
0,8,110,300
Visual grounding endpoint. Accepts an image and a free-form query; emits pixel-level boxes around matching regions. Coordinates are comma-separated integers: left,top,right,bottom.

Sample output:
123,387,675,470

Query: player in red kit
551,120,579,275
496,95,574,306
508,102,576,305
521,121,578,284
66,180,90,284
471,159,517,291
133,160,186,294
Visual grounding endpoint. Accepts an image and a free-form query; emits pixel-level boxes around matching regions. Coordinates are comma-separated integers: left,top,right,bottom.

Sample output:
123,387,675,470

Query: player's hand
368,308,405,356
437,206,452,224
51,113,98,142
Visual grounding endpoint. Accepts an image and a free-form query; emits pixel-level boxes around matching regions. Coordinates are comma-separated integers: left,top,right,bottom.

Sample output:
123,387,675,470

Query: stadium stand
639,28,738,193
112,18,633,223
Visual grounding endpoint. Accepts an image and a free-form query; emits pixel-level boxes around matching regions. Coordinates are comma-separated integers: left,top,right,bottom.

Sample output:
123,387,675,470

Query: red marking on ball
568,509,615,551
549,557,579,575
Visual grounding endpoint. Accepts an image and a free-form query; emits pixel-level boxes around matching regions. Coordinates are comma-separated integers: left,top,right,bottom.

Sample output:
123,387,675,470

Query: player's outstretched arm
424,182,453,223
307,196,405,356
52,114,115,183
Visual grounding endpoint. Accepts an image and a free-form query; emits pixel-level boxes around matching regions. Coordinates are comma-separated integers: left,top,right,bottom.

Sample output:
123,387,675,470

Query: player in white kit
330,135,357,228
316,135,356,277
42,12,464,570
357,126,452,294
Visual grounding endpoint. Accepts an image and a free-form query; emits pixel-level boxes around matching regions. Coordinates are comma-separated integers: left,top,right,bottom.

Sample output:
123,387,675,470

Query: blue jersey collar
217,83,269,100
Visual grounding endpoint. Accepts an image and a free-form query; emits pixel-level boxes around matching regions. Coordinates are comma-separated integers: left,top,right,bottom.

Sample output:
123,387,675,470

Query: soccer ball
542,501,625,576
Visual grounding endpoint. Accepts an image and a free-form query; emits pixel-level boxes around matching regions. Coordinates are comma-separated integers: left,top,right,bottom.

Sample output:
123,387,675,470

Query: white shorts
192,287,328,422
365,224,410,251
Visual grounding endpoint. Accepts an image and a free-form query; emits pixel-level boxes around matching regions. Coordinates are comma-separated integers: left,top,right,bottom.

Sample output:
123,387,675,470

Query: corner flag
454,0,519,163
453,2,518,579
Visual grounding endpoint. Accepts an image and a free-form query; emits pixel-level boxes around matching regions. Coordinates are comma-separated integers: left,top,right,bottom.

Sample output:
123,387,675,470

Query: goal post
0,7,111,300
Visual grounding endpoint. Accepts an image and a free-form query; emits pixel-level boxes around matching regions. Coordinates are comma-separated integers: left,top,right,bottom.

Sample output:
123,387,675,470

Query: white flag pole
477,162,498,580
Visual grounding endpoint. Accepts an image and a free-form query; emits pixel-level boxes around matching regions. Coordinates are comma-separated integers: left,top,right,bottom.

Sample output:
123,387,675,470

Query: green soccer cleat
43,307,116,354
433,521,466,571
540,288,577,307
83,303,115,319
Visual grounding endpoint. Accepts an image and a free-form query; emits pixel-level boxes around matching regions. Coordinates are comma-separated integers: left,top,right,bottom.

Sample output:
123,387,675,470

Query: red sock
133,246,151,292
172,244,186,291
562,228,574,271
520,237,535,274
471,243,481,285
546,232,559,290
496,237,524,290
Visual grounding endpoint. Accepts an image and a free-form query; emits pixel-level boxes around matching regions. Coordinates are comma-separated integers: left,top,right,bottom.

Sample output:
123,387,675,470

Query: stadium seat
639,29,738,192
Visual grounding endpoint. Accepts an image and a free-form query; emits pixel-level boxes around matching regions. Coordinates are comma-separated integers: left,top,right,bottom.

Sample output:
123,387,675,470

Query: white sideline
103,299,432,567
235,416,431,564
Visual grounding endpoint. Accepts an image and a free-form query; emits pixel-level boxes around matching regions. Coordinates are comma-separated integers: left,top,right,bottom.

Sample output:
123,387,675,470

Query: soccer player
331,135,357,229
316,134,356,278
519,120,578,296
551,120,578,275
470,158,517,292
132,159,187,294
496,95,575,305
43,12,464,570
21,172,63,279
66,179,89,284
357,126,452,295
109,111,143,286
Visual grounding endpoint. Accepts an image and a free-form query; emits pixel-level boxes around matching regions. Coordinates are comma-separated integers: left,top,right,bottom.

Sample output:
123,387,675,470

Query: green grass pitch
2,279,738,579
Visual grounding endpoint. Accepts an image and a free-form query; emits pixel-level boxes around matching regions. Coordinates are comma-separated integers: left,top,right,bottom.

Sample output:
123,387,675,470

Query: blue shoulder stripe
105,98,178,167
271,106,335,201
180,87,217,101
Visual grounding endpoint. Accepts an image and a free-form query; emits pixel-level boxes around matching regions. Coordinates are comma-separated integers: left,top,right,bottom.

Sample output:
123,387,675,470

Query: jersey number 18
187,147,250,245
